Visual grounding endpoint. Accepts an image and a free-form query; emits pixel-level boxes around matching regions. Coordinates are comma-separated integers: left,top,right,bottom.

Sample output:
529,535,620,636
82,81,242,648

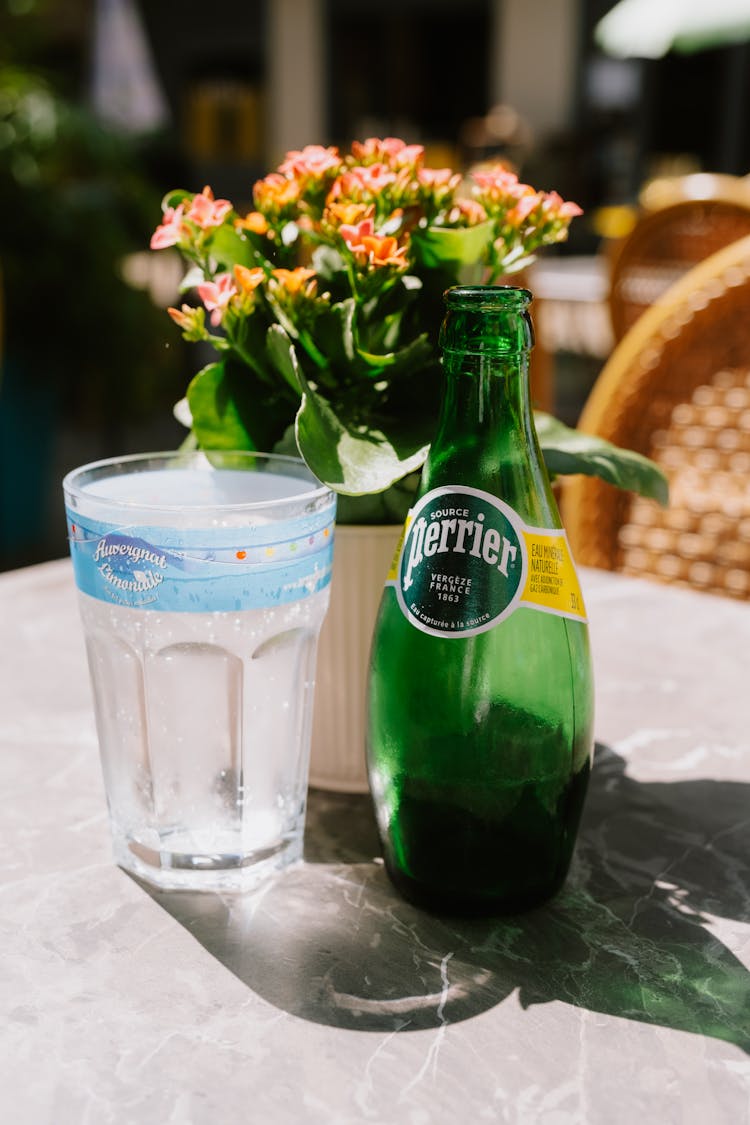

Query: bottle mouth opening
444,285,532,310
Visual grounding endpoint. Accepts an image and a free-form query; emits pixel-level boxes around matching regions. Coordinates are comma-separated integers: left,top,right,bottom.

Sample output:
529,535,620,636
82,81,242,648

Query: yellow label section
520,529,587,622
386,515,411,583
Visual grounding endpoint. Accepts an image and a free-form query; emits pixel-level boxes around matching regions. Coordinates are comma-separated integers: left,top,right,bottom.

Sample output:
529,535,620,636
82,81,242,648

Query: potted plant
150,138,666,788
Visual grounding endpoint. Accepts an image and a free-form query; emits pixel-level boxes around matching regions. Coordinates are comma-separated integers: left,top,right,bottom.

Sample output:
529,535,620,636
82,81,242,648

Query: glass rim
62,450,334,516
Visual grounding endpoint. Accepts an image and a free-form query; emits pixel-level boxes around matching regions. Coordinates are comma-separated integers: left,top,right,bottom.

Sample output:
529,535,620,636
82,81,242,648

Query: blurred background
2,0,749,571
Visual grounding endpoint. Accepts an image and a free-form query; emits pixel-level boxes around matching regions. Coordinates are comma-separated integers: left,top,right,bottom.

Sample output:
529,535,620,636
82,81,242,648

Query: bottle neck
430,285,536,476
422,344,559,527
426,348,533,478
422,285,558,526
442,347,529,423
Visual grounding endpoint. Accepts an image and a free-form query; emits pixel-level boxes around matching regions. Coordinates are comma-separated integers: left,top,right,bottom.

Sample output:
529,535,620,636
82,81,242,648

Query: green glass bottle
366,285,594,914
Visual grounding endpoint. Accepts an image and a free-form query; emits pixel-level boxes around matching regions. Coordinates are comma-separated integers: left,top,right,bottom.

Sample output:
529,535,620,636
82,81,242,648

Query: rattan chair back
608,196,750,341
638,172,750,213
564,234,750,601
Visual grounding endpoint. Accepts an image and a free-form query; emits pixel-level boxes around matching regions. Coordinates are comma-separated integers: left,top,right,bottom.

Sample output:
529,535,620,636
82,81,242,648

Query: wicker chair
638,171,750,213
608,190,750,341
563,234,750,601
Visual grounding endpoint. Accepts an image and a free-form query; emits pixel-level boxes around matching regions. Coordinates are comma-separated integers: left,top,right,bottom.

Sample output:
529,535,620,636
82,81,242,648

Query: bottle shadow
135,744,750,1049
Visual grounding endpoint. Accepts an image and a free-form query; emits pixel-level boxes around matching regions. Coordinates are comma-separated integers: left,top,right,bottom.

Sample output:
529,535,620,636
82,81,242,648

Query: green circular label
396,485,527,638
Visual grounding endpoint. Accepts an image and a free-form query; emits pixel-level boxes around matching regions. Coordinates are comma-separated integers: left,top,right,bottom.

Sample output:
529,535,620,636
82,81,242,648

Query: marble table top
1,559,748,1124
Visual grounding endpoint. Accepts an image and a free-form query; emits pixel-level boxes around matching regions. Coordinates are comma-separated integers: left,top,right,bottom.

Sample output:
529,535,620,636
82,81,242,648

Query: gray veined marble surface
1,560,749,1125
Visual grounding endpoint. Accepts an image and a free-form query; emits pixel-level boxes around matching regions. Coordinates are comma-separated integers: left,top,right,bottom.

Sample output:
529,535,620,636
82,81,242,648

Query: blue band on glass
66,508,335,612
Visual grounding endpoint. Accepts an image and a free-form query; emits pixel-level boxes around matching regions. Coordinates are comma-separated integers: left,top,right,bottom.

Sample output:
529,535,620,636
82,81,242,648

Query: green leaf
357,332,433,378
187,358,291,452
231,311,284,387
534,412,670,506
162,189,192,211
314,298,432,380
295,387,345,487
209,223,257,270
334,473,419,524
314,299,357,366
293,360,429,494
266,324,304,393
187,361,254,450
412,220,495,268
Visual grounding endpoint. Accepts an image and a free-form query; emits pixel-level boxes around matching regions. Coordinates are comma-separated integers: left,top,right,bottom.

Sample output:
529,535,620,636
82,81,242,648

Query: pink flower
331,164,397,203
186,186,232,229
543,191,583,219
507,191,544,226
446,199,488,227
417,167,461,191
390,142,425,169
197,273,237,325
339,216,408,269
356,163,397,193
150,204,186,250
471,167,527,199
279,145,341,180
339,217,376,252
351,138,424,169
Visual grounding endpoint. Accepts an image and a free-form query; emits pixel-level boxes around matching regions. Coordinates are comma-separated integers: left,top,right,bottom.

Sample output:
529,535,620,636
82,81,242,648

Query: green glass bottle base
383,856,568,917
378,763,590,917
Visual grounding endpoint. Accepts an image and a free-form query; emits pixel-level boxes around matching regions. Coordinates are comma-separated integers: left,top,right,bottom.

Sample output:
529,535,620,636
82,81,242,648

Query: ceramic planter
309,523,401,792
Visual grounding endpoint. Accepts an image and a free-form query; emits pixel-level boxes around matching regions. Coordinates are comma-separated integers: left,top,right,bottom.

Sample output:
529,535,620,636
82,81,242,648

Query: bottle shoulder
419,455,562,530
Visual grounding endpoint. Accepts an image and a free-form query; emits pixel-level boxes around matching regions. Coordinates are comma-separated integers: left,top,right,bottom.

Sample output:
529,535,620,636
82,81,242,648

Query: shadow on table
138,744,750,1051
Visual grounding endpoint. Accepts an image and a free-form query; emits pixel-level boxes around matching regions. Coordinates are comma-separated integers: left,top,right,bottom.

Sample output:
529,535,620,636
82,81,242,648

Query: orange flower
360,234,408,269
168,304,197,330
339,216,376,251
235,211,269,235
269,267,318,298
233,265,266,293
324,201,375,227
253,173,300,214
339,217,408,269
167,304,207,340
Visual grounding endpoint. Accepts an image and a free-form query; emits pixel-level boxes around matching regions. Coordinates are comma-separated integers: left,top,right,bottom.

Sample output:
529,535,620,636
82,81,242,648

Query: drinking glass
63,451,336,892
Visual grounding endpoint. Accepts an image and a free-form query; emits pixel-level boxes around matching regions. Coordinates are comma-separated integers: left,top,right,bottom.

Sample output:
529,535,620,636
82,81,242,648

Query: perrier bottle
366,285,594,914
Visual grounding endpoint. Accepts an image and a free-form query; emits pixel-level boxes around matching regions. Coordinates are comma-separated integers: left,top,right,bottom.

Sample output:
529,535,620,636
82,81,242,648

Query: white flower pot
310,523,401,792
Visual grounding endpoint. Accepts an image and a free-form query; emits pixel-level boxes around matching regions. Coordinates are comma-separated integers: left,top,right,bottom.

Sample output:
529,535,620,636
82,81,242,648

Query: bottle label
387,485,586,637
